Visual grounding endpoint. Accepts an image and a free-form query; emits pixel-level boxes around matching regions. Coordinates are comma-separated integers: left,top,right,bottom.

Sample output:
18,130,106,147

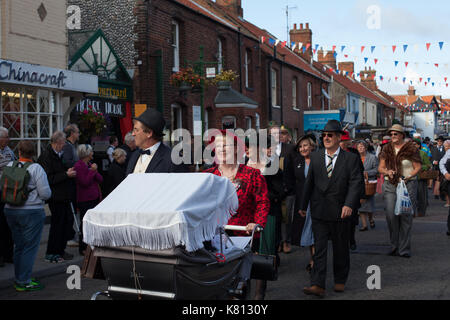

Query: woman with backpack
1,141,51,291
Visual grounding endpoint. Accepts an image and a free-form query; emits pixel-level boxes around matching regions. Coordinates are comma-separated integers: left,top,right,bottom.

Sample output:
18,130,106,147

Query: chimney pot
306,23,309,29
293,23,297,30
300,23,303,29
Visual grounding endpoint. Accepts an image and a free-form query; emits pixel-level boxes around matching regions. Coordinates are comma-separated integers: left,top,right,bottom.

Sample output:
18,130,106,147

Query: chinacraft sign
0,59,98,93
75,97,125,118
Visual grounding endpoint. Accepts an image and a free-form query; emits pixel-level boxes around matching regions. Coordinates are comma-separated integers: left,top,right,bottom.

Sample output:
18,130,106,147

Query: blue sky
241,0,450,99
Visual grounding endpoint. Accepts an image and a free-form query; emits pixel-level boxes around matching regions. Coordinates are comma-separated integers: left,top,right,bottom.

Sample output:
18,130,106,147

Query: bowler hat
437,136,445,141
321,120,344,133
134,108,166,137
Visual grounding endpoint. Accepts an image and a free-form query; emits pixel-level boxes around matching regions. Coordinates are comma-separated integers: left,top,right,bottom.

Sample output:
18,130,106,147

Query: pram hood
83,173,238,252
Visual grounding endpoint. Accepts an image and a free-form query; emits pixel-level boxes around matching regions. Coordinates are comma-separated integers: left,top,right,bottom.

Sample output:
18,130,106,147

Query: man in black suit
126,108,187,175
431,136,446,198
301,120,364,297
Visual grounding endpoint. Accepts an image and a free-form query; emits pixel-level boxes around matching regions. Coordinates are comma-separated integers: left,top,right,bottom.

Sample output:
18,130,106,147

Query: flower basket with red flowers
79,105,107,143
170,67,204,92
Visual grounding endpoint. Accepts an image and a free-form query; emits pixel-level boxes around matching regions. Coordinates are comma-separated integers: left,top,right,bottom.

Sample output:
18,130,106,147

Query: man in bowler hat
126,108,188,174
300,120,364,297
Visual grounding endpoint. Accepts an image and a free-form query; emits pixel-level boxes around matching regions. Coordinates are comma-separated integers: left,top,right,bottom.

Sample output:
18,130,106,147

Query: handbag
419,170,439,180
250,227,278,281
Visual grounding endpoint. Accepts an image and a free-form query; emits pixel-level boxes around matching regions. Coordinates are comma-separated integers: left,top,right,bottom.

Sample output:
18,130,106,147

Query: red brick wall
133,0,265,136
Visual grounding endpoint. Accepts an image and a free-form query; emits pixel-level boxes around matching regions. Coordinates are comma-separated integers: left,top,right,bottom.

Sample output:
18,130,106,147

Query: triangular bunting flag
374,59,378,64
403,45,408,52
395,61,399,67
445,77,447,82
268,38,275,46
364,57,369,64
298,42,303,50
306,43,311,50
261,36,266,43
332,45,336,52
341,46,346,52
371,46,376,54
292,43,297,51
439,42,444,50
361,46,365,53
419,78,422,82
405,62,409,68
435,63,439,67
392,45,397,53
281,41,287,48
426,43,431,51
344,54,349,58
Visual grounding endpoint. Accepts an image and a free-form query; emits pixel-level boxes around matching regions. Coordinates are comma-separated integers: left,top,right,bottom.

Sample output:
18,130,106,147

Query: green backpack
1,161,34,206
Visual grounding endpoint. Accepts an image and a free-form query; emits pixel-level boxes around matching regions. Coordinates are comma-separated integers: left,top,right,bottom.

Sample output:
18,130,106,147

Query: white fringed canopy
83,173,238,252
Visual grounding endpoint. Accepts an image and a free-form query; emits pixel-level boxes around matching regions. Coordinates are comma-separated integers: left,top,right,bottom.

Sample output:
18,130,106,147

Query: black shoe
388,249,399,256
359,227,368,232
400,253,411,258
435,195,440,200
62,252,74,260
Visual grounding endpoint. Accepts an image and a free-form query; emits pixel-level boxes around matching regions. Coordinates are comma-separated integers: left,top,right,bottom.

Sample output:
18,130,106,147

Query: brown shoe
303,285,325,297
334,284,345,293
283,242,292,254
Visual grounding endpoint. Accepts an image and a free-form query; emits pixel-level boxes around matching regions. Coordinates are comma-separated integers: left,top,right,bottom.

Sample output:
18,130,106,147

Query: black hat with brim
321,120,345,134
133,108,166,137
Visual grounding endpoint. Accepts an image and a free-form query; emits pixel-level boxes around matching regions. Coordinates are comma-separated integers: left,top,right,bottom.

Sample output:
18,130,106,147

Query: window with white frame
307,82,312,108
292,78,298,108
171,20,180,72
222,116,236,130
0,88,62,156
217,38,224,73
271,68,277,107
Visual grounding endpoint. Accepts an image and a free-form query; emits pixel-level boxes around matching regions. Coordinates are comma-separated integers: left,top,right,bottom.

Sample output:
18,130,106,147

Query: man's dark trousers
311,218,351,288
46,201,74,256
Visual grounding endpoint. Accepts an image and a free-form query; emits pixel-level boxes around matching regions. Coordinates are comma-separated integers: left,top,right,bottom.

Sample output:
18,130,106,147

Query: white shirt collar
325,147,341,158
143,142,161,155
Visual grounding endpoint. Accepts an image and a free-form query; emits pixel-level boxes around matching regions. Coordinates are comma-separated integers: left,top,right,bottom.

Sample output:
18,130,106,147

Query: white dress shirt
133,142,161,174
325,147,341,170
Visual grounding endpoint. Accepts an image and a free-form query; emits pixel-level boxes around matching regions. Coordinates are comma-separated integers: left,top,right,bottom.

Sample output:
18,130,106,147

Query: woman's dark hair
296,134,317,152
18,140,35,159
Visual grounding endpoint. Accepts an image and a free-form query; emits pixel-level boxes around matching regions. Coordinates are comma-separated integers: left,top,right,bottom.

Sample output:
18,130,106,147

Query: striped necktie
327,154,336,178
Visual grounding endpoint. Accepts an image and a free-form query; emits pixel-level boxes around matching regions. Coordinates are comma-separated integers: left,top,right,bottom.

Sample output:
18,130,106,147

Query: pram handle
224,225,263,232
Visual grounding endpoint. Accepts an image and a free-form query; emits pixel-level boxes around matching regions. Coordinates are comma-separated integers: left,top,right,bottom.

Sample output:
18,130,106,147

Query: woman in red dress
204,130,270,235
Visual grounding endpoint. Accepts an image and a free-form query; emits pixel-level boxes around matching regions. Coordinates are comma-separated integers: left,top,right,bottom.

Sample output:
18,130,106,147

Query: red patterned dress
204,164,270,232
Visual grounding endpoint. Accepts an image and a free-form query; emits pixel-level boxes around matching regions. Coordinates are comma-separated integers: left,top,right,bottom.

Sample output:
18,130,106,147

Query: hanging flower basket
78,105,107,144
170,67,204,92
210,70,239,89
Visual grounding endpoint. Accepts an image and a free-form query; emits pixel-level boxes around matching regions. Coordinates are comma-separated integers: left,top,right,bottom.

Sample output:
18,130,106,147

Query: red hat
341,130,351,141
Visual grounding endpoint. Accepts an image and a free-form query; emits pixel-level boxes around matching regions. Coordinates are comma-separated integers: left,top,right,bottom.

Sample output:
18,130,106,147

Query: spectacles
322,133,335,138
390,132,400,136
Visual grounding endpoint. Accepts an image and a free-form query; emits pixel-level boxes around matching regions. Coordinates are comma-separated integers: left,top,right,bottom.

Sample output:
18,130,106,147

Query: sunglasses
322,133,335,138
390,132,400,136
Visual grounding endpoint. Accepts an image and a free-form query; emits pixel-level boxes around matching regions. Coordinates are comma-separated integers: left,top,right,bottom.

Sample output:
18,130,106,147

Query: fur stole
380,141,421,185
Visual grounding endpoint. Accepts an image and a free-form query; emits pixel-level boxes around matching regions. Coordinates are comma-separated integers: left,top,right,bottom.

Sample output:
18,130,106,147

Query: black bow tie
139,149,151,156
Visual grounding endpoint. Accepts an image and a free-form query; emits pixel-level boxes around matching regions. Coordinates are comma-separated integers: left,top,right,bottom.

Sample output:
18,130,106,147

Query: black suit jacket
126,143,188,175
301,148,364,221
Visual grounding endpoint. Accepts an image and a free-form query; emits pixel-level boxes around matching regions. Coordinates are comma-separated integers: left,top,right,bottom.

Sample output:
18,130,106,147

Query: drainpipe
238,27,243,93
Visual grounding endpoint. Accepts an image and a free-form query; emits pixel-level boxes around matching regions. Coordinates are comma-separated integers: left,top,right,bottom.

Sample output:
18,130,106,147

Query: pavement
0,191,449,299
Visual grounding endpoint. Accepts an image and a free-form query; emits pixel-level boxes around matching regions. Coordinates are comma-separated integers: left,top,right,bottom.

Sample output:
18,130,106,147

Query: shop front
0,59,98,156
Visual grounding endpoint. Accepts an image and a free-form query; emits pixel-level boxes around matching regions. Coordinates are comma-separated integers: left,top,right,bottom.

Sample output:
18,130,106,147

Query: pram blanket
83,173,238,252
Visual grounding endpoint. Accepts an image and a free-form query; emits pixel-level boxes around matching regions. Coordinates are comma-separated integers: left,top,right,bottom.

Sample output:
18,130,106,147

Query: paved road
0,193,449,300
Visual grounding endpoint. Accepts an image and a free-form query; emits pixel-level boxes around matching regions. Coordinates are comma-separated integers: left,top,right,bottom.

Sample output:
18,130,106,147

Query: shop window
0,88,62,156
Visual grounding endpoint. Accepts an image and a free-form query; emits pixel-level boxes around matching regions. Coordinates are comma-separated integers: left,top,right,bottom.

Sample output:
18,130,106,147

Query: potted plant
170,67,203,92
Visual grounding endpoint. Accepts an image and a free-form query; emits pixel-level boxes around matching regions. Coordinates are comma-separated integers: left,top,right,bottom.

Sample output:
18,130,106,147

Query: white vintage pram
83,173,261,300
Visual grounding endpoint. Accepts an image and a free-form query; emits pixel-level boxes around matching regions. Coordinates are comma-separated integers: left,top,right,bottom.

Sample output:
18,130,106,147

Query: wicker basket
364,172,377,196
419,170,439,180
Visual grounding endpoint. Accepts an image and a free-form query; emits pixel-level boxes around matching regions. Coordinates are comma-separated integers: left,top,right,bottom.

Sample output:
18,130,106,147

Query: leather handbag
250,232,278,281
365,172,377,196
